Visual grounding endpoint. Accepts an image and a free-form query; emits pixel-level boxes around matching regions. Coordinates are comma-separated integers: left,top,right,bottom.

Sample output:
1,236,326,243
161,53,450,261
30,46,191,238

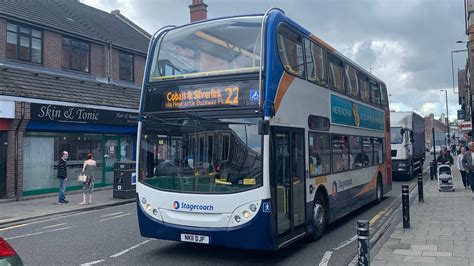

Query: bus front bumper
136,199,276,250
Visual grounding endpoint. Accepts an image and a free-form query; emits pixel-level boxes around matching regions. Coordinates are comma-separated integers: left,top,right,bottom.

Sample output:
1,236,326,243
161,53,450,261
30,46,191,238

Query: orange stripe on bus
355,164,385,197
310,34,336,53
274,73,295,113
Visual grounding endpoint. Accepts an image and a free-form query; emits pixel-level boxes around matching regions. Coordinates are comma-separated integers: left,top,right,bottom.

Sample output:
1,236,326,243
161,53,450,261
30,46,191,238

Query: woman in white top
458,147,469,188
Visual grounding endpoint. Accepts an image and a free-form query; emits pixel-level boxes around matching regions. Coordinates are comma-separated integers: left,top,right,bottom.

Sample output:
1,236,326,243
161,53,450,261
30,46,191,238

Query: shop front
22,103,138,196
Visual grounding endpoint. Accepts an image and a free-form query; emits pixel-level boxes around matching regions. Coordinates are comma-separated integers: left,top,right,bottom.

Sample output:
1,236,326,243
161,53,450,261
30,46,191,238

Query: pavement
0,187,135,226
372,164,474,265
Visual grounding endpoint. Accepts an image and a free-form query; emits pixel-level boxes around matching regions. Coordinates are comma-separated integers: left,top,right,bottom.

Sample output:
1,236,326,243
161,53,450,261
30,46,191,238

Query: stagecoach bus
136,8,391,250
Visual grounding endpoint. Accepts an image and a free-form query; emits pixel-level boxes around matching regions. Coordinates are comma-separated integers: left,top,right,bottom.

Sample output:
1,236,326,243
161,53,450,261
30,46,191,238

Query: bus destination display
145,80,260,112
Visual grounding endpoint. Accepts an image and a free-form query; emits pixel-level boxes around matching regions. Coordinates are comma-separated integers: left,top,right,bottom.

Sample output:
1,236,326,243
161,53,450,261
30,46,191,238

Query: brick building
0,0,149,198
425,114,448,148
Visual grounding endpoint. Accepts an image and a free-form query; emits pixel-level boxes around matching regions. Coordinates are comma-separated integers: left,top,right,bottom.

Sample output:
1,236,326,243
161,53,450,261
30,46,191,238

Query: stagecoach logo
332,181,338,199
173,201,180,209
172,201,214,212
352,103,360,128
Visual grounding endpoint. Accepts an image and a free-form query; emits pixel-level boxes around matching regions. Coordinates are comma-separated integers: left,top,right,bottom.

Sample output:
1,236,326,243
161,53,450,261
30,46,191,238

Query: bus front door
271,127,306,244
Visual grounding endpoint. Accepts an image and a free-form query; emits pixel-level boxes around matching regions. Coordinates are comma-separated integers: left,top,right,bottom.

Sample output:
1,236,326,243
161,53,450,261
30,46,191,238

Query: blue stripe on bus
136,198,277,250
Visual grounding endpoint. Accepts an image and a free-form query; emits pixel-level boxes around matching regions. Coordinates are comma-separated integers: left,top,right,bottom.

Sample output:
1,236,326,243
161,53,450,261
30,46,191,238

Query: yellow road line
369,210,386,225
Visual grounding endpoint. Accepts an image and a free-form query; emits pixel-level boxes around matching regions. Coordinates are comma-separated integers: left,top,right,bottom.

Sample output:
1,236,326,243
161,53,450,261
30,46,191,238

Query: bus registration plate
180,233,209,244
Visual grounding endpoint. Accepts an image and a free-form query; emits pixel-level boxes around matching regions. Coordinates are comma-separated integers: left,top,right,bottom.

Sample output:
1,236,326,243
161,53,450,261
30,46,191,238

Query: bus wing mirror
258,120,270,135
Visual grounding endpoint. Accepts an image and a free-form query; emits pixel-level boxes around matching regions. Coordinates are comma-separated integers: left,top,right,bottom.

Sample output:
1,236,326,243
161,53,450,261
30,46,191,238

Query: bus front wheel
310,192,327,241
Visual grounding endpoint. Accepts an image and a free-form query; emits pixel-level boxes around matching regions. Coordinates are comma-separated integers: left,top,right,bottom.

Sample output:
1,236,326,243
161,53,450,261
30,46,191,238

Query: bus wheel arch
375,172,383,204
310,186,328,241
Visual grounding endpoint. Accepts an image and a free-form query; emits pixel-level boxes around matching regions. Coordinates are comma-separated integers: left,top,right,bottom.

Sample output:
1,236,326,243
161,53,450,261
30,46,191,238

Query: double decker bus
136,9,391,250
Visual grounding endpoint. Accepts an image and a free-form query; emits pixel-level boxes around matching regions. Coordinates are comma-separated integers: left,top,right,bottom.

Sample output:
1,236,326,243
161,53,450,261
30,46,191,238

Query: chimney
189,0,208,22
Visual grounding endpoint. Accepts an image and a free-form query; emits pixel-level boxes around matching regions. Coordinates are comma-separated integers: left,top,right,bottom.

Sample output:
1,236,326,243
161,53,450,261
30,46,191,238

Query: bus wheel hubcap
313,204,324,229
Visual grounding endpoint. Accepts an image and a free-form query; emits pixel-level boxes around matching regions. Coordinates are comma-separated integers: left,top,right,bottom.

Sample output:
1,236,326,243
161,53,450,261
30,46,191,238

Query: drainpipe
108,42,113,83
14,102,25,201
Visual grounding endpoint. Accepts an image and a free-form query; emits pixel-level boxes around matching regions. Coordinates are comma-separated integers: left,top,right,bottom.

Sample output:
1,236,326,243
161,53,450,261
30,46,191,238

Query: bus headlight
234,215,241,223
228,200,261,227
141,197,147,204
153,209,158,216
249,204,257,212
146,204,152,211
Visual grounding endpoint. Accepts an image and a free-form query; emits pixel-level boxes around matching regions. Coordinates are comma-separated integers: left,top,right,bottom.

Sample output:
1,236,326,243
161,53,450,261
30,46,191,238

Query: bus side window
380,84,389,107
359,76,371,103
345,64,359,99
328,55,344,94
362,137,374,166
305,38,326,85
370,82,381,106
277,25,305,78
308,132,330,176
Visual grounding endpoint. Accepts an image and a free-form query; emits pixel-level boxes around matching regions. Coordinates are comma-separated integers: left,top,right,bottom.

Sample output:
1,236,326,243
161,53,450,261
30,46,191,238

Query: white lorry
390,111,426,179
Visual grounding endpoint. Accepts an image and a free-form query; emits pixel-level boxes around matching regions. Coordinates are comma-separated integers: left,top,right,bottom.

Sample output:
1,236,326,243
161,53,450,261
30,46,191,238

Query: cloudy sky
82,0,467,120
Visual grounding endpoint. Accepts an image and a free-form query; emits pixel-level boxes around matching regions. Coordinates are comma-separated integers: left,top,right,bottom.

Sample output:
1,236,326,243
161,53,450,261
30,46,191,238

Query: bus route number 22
224,87,239,105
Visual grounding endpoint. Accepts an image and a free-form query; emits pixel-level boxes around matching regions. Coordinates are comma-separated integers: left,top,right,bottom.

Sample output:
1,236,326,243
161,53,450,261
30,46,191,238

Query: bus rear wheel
310,192,327,241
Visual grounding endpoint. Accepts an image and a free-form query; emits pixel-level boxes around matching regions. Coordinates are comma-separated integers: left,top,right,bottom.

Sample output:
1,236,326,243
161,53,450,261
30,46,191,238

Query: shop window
6,22,42,63
277,24,305,78
62,37,89,72
328,56,344,93
332,135,351,172
119,51,134,81
305,38,326,85
23,133,104,193
308,132,330,177
345,64,359,98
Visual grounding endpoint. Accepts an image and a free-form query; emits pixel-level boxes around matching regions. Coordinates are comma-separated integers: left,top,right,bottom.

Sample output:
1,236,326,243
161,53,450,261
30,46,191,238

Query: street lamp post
441,89,450,146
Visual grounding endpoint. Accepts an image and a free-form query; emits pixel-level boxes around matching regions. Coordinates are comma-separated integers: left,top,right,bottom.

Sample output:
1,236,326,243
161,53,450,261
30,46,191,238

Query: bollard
402,184,410,229
418,175,424,202
357,220,370,266
430,163,434,180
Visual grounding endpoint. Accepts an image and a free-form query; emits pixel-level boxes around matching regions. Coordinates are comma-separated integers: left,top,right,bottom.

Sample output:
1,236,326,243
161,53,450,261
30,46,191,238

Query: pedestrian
437,147,454,165
57,151,69,204
462,142,474,199
458,146,469,189
79,153,96,205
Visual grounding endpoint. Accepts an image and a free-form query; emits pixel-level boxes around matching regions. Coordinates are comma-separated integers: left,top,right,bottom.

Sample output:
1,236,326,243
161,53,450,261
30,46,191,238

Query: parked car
0,237,23,265
430,146,441,155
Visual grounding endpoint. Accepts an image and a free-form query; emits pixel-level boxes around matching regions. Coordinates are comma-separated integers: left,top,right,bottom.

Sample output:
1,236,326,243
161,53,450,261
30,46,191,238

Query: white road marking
80,259,106,266
40,223,68,229
333,234,358,250
5,231,45,240
109,239,153,258
98,213,131,223
48,226,74,232
0,209,98,231
318,251,333,266
100,212,123,218
5,226,75,240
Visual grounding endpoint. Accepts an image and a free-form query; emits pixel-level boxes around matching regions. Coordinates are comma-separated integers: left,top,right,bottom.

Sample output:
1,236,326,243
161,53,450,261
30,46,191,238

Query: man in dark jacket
57,151,69,204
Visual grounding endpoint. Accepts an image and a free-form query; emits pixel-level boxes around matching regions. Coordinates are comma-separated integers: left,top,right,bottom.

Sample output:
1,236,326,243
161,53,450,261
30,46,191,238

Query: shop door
104,137,120,185
0,133,6,198
271,127,306,243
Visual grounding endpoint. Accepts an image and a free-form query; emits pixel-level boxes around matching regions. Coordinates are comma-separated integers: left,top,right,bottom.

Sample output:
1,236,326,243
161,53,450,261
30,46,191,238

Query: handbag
78,173,87,182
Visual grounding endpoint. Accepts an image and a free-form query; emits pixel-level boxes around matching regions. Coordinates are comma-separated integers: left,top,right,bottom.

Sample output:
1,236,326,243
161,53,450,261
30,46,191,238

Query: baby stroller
437,164,455,192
